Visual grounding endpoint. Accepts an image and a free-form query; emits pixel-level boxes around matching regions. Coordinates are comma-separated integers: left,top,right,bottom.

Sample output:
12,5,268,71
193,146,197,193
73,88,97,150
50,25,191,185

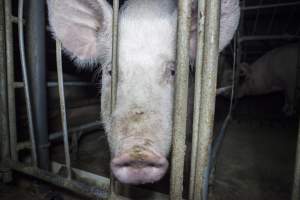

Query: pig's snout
111,148,168,184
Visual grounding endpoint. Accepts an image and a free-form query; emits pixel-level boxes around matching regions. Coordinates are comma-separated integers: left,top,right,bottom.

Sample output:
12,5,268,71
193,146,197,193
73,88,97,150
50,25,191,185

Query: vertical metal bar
4,0,17,162
193,0,220,199
18,0,38,167
189,0,206,198
110,0,119,198
170,0,192,199
27,0,49,170
252,0,264,35
0,0,11,180
292,119,300,200
56,41,72,179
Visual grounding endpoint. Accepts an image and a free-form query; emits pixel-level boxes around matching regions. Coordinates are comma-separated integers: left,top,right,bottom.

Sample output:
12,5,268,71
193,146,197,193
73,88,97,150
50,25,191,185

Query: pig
227,44,299,115
47,0,240,184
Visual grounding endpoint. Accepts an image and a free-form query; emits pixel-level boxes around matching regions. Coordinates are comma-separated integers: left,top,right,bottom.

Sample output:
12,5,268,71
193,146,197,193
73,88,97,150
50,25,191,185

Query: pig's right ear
47,0,113,65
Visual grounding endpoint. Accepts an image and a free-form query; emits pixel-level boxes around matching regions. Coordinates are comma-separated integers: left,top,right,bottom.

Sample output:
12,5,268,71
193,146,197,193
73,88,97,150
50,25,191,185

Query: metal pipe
292,109,300,200
18,0,38,167
0,0,11,182
193,0,220,199
56,41,72,179
27,0,49,170
170,0,191,199
251,0,264,35
16,121,103,151
189,0,206,198
110,0,120,198
14,81,94,88
6,160,109,199
5,0,18,162
239,35,300,42
241,2,300,11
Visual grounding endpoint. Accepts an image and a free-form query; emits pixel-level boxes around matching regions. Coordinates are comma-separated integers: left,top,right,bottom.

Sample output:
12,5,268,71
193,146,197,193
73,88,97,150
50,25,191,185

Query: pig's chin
110,152,169,185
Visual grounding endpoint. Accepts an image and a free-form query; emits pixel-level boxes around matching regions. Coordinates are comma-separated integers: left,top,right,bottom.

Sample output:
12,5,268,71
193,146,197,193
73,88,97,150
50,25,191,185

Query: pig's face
47,0,240,184
101,5,178,184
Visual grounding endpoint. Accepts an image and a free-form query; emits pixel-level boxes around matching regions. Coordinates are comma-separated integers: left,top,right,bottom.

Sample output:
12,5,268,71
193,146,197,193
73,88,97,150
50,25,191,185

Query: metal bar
292,117,300,199
266,0,280,34
110,0,120,198
189,0,206,198
5,0,17,162
239,35,300,42
27,0,49,170
251,0,263,35
6,160,109,199
49,121,102,141
18,0,38,167
16,121,103,151
56,41,72,179
170,0,191,199
14,81,94,88
0,0,11,182
193,0,220,199
242,2,300,11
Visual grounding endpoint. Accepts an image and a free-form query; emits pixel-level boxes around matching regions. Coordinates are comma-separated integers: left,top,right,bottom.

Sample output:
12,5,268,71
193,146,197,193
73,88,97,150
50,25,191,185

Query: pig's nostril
111,150,168,184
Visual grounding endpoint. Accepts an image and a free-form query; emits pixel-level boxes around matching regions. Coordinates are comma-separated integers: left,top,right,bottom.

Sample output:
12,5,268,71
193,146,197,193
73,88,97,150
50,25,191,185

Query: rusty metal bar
18,0,38,167
193,0,220,199
170,0,192,199
56,41,72,179
292,118,300,200
189,0,206,198
5,0,17,162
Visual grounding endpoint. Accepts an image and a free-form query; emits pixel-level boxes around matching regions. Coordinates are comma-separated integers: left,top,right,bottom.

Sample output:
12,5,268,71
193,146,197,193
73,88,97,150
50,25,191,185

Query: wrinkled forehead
118,15,177,71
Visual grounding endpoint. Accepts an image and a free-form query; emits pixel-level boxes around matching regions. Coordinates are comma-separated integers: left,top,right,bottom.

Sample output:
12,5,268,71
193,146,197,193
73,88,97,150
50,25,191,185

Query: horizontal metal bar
242,2,300,11
49,121,102,141
239,35,300,42
14,81,94,88
16,122,102,151
6,160,109,199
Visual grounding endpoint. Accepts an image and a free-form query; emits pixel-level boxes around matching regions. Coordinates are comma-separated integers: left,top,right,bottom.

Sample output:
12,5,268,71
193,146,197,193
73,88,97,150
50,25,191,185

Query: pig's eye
108,70,112,76
171,69,176,76
167,61,176,77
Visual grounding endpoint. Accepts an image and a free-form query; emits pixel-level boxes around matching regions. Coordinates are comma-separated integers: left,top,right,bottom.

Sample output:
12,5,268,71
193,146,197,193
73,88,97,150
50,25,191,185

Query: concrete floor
1,92,299,199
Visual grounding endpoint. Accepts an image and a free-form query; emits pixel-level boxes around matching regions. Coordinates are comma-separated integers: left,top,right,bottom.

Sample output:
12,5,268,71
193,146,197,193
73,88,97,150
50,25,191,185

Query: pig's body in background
47,0,240,184
235,44,299,115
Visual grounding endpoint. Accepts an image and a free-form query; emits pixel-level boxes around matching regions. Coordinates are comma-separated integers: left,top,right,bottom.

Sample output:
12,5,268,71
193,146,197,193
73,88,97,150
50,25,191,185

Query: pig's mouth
110,149,169,184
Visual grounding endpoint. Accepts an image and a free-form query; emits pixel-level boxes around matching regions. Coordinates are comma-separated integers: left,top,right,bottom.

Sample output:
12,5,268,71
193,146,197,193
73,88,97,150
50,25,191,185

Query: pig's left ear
189,0,240,62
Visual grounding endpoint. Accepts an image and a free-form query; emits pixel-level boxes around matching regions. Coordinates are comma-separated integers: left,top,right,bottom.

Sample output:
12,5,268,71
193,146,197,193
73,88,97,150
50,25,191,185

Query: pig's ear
47,0,113,65
189,0,240,62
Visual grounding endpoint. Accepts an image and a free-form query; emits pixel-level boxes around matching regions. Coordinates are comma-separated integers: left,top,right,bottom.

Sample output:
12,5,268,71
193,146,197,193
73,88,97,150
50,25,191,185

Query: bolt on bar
292,118,300,200
56,41,72,179
193,0,220,199
189,0,206,198
110,0,119,198
170,0,192,199
18,0,37,167
5,0,18,162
